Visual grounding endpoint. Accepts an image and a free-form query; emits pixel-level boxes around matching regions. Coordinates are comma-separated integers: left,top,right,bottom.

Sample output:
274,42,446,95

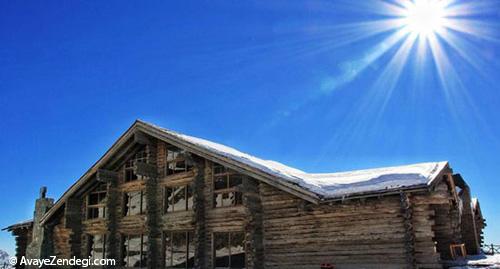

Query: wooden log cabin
3,120,487,269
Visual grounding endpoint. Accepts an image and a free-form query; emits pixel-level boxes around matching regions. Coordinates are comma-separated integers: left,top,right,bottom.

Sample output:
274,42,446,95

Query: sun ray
320,28,409,93
270,0,499,135
446,1,499,17
443,18,500,41
437,29,485,72
372,32,418,114
282,18,408,59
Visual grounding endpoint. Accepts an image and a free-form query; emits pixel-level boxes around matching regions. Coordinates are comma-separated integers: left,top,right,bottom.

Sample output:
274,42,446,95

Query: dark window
125,159,138,182
213,164,243,208
124,191,146,216
164,231,194,269
88,234,106,260
125,148,148,182
213,163,227,175
166,146,193,176
87,184,107,219
164,185,193,213
122,234,148,268
213,232,245,269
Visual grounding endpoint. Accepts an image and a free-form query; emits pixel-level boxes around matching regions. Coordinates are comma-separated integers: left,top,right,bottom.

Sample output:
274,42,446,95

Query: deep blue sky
1,1,499,255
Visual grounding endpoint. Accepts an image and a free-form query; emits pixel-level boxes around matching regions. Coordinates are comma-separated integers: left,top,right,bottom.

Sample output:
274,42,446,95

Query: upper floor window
213,164,242,208
125,148,149,182
213,232,246,269
87,184,107,219
122,234,148,268
164,231,194,269
124,190,146,216
165,146,193,176
87,234,106,260
164,185,193,213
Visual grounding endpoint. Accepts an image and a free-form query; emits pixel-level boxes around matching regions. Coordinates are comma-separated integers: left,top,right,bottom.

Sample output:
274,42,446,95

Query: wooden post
400,191,417,269
97,169,119,266
242,177,264,269
135,159,160,269
65,197,82,261
192,158,206,269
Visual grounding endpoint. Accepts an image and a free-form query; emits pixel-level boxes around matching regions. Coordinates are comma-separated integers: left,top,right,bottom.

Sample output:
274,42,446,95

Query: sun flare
316,0,497,99
403,0,447,37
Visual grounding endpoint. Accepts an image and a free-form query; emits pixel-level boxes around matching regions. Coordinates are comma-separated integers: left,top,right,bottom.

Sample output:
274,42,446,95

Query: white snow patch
145,121,447,199
449,254,500,269
472,197,479,208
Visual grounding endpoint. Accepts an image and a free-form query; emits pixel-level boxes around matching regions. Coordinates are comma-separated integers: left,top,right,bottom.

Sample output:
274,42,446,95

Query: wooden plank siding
259,181,455,269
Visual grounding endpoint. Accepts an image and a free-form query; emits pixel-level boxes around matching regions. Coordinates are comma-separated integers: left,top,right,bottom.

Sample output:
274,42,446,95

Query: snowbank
449,254,500,269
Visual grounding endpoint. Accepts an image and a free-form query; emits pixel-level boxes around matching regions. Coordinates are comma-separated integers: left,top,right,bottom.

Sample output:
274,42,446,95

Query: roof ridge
139,120,449,199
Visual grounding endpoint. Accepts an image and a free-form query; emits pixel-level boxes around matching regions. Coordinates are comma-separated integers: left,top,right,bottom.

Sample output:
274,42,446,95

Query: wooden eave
40,122,138,224
40,120,321,224
135,121,322,204
2,221,33,232
39,120,454,224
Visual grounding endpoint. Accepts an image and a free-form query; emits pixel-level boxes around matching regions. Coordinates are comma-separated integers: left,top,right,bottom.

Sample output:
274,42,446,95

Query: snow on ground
449,254,500,269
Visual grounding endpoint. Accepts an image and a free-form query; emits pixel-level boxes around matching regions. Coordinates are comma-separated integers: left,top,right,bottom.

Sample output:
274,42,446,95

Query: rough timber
3,120,486,269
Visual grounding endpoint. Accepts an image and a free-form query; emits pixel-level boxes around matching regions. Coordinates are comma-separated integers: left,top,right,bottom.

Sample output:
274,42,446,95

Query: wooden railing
483,244,500,255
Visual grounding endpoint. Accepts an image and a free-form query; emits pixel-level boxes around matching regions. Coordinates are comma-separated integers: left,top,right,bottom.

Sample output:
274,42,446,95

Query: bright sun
403,0,446,37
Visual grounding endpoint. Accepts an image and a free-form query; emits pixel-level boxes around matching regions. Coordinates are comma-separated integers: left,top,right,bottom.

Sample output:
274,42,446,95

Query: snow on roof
144,121,448,199
2,219,33,231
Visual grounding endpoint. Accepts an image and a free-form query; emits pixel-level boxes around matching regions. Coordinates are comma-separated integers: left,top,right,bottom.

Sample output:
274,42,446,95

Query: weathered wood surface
65,197,82,259
400,192,416,269
243,177,264,269
192,158,206,269
36,136,468,269
104,169,119,263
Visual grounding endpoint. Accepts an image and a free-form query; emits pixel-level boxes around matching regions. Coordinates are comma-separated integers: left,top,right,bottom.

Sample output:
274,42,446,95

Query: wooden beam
446,173,460,203
134,131,152,145
134,161,158,178
105,173,120,265
105,141,137,170
136,124,321,204
40,122,138,225
192,159,206,269
242,176,265,269
143,161,160,269
400,191,417,269
96,169,118,183
65,198,82,259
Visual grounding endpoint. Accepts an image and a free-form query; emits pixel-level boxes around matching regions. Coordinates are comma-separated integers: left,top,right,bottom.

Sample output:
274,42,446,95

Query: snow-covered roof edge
138,120,450,200
2,219,33,231
40,120,451,225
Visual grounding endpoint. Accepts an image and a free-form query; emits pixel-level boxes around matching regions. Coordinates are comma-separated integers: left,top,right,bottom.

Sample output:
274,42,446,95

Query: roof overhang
40,120,321,224
2,220,33,232
39,120,454,224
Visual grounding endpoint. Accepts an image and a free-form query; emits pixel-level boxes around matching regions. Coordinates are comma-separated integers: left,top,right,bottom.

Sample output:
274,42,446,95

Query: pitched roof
2,219,33,231
145,121,448,199
39,120,450,224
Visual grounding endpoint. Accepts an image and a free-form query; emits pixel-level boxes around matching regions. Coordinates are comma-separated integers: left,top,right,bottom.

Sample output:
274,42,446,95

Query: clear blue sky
1,0,499,256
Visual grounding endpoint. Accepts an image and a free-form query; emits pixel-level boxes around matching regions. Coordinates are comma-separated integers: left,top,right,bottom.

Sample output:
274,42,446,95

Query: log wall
44,137,464,269
53,214,71,259
259,180,459,269
12,228,32,269
260,183,409,269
